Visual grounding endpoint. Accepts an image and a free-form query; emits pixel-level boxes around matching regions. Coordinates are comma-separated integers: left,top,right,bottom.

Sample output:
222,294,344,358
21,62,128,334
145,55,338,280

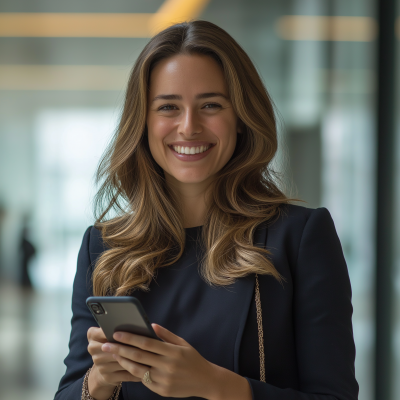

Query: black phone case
86,296,161,343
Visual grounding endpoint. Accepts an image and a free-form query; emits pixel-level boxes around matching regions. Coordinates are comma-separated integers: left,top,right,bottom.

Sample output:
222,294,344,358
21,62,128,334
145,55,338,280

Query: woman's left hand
101,324,220,399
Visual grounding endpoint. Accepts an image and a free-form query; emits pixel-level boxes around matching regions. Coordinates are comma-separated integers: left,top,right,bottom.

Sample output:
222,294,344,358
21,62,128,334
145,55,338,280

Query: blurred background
0,0,398,399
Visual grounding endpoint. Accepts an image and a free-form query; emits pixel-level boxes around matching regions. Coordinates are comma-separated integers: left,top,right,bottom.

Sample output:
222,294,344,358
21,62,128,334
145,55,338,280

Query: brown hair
93,20,289,296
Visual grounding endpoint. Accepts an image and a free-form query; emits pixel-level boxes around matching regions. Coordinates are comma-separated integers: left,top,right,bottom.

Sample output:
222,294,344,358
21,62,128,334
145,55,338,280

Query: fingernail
114,332,122,340
102,344,111,352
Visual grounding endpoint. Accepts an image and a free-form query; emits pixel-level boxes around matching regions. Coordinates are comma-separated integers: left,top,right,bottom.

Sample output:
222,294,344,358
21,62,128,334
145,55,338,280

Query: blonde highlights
93,20,289,296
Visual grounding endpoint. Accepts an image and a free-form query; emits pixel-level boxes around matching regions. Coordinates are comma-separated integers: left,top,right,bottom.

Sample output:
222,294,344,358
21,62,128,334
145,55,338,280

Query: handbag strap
255,273,266,383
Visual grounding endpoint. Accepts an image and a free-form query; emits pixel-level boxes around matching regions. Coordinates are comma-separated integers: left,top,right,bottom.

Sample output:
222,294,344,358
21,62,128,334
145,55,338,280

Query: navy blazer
54,204,359,399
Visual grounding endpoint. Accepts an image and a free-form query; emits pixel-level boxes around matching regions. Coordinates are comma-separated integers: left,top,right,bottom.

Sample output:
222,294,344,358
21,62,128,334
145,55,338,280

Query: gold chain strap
254,274,266,383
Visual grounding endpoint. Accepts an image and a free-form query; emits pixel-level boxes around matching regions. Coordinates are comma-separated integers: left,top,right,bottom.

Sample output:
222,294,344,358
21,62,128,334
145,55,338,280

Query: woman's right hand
87,327,141,399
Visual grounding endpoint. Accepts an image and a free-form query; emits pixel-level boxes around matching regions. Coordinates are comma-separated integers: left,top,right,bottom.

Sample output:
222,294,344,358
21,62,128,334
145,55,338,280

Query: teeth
172,145,211,155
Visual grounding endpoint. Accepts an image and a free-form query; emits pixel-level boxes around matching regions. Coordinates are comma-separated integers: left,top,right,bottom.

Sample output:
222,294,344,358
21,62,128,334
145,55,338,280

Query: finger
88,339,116,357
114,371,142,383
102,369,142,384
151,324,188,346
102,343,161,368
87,326,107,342
113,354,155,382
112,332,174,356
96,359,126,375
92,350,120,365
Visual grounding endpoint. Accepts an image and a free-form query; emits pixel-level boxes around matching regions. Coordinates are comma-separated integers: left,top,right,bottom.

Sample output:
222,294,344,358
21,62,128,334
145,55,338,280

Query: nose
178,108,202,137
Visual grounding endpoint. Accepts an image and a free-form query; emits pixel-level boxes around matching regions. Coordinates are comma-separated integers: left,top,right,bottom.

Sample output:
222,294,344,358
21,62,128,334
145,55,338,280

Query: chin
172,173,212,184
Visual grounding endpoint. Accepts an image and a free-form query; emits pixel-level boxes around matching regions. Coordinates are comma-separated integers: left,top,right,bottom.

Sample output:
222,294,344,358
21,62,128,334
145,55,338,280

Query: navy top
54,205,359,400
128,225,259,399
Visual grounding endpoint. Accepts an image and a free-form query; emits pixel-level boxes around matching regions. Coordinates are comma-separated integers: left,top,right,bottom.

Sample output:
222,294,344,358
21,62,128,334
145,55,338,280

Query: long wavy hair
93,20,290,296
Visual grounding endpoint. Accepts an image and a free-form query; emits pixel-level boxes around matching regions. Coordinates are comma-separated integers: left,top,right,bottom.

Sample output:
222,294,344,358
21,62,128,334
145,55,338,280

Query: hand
86,327,139,399
101,324,220,399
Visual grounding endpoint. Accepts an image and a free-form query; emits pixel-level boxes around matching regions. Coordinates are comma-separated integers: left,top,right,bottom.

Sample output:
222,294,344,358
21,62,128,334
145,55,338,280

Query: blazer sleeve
244,207,359,400
54,226,121,399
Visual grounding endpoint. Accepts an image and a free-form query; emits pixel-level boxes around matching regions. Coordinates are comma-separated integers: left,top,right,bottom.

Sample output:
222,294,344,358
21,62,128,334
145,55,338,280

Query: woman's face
146,53,241,186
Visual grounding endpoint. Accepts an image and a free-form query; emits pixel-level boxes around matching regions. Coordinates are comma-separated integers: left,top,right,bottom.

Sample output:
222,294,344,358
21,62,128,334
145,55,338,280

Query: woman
55,20,358,400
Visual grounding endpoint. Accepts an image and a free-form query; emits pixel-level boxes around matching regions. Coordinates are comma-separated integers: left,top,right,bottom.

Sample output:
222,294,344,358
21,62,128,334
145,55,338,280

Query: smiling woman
55,20,358,400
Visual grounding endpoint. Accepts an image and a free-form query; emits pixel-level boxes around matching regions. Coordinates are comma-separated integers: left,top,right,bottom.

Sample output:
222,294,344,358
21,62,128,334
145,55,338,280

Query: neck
165,174,212,228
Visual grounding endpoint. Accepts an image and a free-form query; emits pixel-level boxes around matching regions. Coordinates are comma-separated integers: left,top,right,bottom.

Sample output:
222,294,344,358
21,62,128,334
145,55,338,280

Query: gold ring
143,370,153,384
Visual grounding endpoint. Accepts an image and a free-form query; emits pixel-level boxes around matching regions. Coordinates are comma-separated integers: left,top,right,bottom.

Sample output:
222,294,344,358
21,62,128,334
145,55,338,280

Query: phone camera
90,303,105,315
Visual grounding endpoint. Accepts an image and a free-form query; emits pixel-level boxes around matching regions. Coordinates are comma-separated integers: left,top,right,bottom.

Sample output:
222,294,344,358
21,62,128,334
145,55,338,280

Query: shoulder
270,203,335,233
264,204,339,266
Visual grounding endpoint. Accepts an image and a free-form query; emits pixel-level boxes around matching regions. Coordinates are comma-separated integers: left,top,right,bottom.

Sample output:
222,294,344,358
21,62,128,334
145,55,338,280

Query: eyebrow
151,92,229,103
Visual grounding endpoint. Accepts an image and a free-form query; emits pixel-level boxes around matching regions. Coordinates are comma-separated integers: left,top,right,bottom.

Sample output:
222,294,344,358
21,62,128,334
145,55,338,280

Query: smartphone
86,296,161,343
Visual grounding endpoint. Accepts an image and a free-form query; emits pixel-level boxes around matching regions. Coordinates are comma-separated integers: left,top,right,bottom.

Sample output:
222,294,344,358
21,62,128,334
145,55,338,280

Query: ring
142,370,153,384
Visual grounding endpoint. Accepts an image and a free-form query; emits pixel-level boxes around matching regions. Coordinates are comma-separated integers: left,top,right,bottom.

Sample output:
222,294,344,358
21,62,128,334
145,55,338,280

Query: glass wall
394,1,400,398
0,0,385,399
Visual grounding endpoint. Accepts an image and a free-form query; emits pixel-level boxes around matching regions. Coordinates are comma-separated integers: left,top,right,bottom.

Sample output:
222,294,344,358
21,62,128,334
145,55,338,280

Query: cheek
211,117,238,154
151,117,173,135
147,118,172,159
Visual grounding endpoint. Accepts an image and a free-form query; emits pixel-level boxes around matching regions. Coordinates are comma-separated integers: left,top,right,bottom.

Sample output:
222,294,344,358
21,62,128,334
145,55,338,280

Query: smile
172,145,211,154
168,143,215,161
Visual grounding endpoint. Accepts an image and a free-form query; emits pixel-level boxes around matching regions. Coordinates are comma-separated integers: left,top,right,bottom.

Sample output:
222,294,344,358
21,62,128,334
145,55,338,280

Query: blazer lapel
233,222,268,374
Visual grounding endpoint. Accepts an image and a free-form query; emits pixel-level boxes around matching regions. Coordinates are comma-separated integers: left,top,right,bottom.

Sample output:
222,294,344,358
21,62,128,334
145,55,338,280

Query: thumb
152,324,188,346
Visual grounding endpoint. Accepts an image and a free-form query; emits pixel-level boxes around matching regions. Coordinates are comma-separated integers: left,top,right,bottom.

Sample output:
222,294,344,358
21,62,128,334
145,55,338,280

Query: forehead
148,54,228,96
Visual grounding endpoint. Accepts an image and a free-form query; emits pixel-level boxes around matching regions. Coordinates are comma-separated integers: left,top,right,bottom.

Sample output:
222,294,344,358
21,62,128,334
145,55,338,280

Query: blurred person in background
19,215,36,289
55,20,358,400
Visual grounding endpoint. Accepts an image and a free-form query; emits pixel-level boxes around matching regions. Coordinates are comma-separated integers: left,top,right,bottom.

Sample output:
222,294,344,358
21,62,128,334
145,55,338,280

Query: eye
158,104,178,111
203,103,222,109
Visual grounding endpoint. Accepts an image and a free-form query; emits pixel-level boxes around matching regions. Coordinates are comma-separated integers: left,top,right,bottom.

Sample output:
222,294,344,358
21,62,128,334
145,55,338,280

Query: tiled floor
0,283,73,400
